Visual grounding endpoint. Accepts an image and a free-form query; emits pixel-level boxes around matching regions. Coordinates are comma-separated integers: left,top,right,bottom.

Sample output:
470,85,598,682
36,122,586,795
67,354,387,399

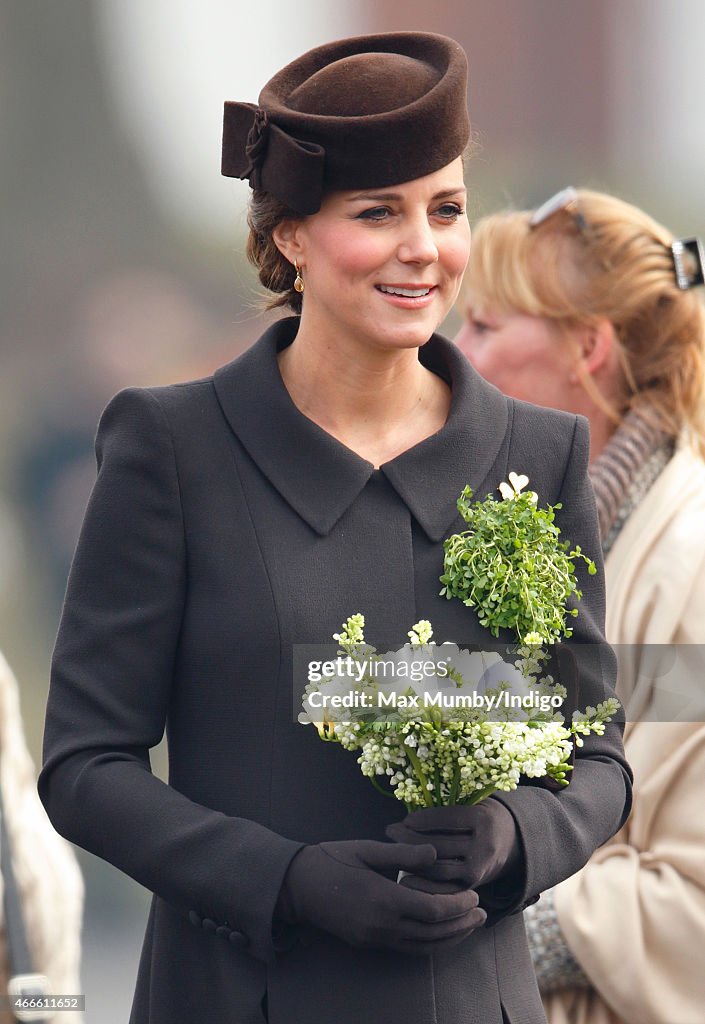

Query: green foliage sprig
439,476,596,644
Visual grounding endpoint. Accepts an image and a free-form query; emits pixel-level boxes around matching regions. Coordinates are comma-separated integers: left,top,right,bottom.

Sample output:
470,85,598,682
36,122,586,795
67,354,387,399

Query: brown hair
464,189,705,454
246,190,302,315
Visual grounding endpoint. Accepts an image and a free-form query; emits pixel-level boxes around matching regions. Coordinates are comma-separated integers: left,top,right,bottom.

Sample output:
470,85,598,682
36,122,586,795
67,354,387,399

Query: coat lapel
214,317,510,541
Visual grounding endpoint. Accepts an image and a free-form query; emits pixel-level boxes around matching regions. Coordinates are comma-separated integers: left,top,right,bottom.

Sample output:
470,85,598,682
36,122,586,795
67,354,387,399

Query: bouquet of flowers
299,475,619,810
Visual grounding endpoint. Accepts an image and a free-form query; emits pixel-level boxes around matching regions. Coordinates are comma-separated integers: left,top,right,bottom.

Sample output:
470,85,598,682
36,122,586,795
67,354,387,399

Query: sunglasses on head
529,186,704,291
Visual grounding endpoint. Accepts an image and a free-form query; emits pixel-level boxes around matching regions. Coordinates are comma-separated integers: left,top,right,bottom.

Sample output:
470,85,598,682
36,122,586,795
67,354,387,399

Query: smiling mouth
377,284,435,298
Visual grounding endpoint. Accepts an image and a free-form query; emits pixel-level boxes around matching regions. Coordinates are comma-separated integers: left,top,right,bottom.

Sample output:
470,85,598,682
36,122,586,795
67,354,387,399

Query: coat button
202,917,217,933
228,930,249,949
188,911,202,927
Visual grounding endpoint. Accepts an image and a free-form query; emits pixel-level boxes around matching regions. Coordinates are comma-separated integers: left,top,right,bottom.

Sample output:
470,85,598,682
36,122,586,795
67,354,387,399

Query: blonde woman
457,187,705,1024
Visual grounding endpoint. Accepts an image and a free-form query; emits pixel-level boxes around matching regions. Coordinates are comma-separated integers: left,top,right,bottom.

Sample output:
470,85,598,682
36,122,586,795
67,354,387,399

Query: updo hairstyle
464,189,705,453
246,191,302,315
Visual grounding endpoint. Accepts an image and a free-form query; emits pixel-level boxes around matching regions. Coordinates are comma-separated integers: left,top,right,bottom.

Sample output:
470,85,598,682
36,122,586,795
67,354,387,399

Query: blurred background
1,1,703,1019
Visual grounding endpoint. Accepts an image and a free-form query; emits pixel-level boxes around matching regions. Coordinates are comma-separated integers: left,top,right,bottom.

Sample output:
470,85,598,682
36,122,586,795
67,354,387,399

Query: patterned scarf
588,408,675,555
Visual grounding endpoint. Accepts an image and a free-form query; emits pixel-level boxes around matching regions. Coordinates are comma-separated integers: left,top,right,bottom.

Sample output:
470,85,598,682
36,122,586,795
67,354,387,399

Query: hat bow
222,102,325,214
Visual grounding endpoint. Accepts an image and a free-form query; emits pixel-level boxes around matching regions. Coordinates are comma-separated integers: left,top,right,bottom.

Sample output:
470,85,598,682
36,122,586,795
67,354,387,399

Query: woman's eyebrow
431,188,467,200
345,187,467,203
345,192,402,202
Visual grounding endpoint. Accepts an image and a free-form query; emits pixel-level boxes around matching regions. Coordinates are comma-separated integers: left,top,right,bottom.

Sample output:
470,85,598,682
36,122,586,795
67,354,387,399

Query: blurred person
39,39,630,1024
15,268,231,612
0,650,83,1023
457,187,705,1024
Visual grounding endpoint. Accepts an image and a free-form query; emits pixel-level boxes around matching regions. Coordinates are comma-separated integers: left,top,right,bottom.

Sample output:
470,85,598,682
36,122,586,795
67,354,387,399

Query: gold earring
293,260,304,294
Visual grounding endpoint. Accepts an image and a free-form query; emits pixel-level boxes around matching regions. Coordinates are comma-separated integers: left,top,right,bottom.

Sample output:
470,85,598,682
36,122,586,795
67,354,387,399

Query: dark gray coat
40,319,631,1024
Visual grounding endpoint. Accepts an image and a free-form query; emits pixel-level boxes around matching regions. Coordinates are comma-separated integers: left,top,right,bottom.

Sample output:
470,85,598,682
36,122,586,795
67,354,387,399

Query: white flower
498,471,531,500
408,620,434,646
523,631,547,647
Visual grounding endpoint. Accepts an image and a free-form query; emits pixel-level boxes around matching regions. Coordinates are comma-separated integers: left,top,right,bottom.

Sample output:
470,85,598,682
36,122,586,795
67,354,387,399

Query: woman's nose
397,218,439,265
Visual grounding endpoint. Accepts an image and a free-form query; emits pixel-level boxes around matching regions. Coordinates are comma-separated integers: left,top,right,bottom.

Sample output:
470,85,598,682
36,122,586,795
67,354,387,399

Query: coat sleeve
38,387,303,964
486,415,633,917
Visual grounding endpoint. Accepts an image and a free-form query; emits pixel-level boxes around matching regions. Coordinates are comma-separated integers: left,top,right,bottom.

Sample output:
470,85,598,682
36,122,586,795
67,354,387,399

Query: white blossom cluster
304,616,620,810
331,717,578,809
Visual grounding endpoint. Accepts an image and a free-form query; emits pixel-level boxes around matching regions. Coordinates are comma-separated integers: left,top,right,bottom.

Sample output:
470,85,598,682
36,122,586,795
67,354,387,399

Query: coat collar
214,317,509,540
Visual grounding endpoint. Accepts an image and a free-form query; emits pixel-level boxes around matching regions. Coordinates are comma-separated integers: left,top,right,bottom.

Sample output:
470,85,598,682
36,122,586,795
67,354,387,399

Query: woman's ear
272,219,305,266
577,318,617,377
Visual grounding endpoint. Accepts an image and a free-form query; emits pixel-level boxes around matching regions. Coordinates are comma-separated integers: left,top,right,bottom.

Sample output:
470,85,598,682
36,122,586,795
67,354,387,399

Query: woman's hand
276,839,486,954
385,799,521,894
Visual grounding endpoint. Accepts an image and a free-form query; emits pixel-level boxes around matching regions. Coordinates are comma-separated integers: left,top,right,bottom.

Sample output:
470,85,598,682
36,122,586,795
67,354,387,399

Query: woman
457,187,705,1024
38,39,630,1024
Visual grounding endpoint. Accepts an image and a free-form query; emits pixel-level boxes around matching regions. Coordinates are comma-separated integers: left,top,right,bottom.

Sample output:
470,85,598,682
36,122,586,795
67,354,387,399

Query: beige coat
0,651,83,1023
544,442,705,1024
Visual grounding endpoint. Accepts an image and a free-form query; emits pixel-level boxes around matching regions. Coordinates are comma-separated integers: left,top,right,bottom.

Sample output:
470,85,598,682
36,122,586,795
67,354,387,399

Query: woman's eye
436,203,464,220
471,317,490,335
356,206,392,221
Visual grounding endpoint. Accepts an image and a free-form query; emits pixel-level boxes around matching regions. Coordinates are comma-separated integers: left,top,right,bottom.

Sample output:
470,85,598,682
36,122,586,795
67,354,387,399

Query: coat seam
142,387,189,685
213,422,283,835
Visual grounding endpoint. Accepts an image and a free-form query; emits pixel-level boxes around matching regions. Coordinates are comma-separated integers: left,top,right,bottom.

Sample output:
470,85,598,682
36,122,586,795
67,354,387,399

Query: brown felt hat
221,32,470,215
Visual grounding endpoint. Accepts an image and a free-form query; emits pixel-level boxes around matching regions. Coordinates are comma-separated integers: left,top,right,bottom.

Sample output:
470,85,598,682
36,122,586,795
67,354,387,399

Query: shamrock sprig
439,473,596,644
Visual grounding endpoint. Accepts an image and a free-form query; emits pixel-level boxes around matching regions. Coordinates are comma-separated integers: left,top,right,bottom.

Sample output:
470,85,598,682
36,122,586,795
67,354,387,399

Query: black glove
385,799,521,895
276,839,486,955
